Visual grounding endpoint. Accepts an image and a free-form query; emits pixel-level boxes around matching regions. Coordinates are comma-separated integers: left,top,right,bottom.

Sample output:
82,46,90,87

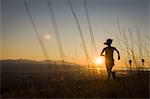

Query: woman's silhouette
100,39,120,79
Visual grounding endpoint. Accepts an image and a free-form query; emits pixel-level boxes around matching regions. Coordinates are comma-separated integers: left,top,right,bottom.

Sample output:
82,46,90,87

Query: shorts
105,59,114,70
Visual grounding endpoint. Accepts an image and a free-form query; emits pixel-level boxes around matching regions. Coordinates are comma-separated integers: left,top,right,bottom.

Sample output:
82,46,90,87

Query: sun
43,33,51,40
45,34,51,39
94,56,104,65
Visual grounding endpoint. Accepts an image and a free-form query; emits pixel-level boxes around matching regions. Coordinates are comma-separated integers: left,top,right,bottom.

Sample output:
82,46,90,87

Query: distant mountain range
0,59,77,65
0,59,84,73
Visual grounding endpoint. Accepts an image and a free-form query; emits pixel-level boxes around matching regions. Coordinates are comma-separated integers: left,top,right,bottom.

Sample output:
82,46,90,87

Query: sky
1,0,150,68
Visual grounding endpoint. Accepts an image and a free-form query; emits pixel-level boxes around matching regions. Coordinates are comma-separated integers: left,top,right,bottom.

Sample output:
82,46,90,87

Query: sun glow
94,56,104,65
43,33,51,40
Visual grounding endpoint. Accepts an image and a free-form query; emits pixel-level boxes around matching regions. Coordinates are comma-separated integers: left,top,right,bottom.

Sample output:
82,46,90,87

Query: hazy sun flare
94,56,104,65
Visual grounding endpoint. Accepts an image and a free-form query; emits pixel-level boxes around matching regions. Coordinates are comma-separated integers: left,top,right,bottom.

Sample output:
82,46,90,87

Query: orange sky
1,0,150,69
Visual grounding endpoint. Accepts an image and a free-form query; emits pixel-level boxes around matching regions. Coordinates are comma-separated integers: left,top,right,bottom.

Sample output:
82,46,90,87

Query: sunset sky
1,0,150,68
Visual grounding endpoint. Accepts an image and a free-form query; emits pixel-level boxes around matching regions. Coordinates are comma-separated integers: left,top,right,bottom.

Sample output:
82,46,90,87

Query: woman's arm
114,48,120,60
100,48,105,56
